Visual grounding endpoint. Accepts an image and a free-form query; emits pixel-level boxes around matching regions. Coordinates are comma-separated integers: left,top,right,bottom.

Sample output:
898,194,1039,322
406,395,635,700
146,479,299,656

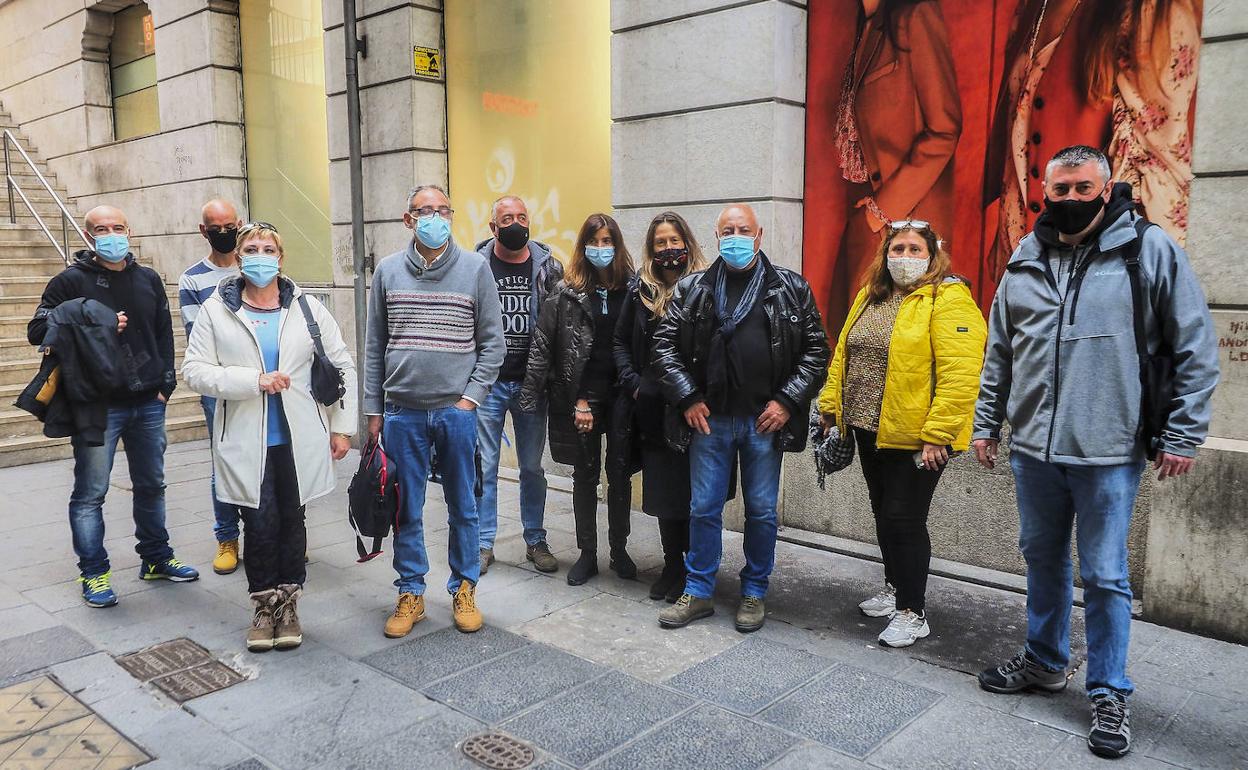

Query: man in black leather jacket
651,203,829,633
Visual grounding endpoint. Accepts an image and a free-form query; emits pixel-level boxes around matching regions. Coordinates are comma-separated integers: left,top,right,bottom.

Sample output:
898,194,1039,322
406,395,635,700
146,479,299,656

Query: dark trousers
658,518,689,563
239,445,307,593
571,400,632,552
853,428,944,612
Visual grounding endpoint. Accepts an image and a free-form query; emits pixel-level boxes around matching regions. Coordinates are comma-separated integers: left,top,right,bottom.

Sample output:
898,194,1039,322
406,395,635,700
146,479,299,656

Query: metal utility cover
0,677,149,769
116,638,243,702
461,732,535,769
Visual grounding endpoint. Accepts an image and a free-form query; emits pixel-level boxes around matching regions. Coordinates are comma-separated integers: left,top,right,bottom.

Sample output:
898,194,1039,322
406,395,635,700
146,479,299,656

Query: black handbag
1121,218,1173,461
347,435,400,562
296,295,347,407
809,411,855,490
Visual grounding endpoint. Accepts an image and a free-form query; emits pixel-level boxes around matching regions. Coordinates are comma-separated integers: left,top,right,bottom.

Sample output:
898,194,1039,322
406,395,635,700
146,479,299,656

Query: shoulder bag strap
296,294,330,360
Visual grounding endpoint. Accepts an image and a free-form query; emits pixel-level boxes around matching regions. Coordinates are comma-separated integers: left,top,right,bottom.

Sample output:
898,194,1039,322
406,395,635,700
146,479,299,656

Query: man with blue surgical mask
364,185,505,638
27,205,200,609
651,203,829,633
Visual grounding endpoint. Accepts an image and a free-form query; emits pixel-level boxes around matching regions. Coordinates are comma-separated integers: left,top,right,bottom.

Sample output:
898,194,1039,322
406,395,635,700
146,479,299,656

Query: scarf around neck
708,260,767,409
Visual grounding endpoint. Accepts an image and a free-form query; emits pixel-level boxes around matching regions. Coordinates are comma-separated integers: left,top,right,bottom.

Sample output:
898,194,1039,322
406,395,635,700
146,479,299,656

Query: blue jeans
475,380,548,549
1011,451,1145,697
686,414,783,600
69,398,174,577
385,403,480,595
201,396,241,543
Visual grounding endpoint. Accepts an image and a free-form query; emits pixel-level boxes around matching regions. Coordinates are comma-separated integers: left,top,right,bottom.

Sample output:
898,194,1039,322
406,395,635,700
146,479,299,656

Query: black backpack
1120,218,1174,461
347,436,400,562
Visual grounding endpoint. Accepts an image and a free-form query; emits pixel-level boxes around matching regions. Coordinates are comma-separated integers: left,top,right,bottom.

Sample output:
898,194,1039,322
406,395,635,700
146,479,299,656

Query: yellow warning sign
413,46,441,79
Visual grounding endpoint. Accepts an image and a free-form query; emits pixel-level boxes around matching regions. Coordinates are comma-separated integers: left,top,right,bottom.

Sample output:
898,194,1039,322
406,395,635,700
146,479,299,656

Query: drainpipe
343,0,368,441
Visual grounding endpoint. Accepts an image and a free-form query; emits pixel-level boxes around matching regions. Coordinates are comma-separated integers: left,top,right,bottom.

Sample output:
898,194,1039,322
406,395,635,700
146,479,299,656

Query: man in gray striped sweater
364,184,504,637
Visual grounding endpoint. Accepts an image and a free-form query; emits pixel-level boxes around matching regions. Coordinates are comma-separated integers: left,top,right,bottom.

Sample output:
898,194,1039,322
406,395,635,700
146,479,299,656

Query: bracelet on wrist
575,407,592,414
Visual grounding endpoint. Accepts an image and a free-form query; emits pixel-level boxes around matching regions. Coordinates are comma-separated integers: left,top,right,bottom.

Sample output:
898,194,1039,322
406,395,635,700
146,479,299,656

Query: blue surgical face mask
584,246,615,269
240,255,280,288
415,214,451,250
93,233,129,263
718,235,757,270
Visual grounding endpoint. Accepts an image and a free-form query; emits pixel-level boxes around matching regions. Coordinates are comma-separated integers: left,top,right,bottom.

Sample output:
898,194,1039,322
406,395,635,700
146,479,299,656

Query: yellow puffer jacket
817,279,987,451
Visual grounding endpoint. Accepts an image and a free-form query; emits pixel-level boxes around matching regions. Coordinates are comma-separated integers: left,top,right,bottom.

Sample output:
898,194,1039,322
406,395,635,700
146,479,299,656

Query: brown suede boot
274,584,303,650
247,589,280,652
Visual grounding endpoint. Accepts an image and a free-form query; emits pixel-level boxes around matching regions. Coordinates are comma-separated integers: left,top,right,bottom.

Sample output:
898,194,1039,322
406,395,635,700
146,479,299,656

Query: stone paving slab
421,643,607,724
0,625,95,682
867,698,1067,769
596,703,797,770
360,625,531,690
1146,691,1248,769
0,712,150,769
499,670,695,766
766,742,868,768
307,708,485,770
758,664,941,758
665,636,833,716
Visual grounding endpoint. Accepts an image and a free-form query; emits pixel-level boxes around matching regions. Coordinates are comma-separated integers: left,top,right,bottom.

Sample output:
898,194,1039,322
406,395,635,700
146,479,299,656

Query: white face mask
887,257,929,288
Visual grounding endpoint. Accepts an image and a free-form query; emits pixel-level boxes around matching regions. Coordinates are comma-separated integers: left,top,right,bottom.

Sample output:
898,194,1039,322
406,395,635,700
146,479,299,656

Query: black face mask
496,222,530,251
1043,191,1107,235
653,247,689,272
205,227,238,254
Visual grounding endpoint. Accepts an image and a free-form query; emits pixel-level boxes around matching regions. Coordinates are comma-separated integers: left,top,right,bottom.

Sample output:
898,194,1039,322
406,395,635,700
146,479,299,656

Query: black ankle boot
566,550,598,586
609,547,637,580
664,564,687,603
649,559,684,600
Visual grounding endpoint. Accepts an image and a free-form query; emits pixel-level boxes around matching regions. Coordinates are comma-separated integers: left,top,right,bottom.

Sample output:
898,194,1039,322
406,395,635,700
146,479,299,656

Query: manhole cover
461,732,535,769
116,639,244,702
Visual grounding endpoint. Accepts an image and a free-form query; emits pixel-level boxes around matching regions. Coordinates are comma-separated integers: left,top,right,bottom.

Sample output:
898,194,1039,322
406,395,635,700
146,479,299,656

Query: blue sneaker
140,557,200,582
79,572,118,608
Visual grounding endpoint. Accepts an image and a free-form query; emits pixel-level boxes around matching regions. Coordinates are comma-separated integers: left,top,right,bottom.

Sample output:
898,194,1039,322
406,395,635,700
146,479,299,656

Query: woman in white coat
183,222,356,652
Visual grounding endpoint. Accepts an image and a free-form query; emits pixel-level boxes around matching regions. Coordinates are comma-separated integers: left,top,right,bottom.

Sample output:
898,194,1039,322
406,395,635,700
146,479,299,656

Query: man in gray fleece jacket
364,184,504,637
971,147,1218,760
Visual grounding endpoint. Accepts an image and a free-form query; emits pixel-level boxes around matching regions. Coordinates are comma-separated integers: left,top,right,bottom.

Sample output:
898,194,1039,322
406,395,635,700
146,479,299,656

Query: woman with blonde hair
521,213,636,586
818,221,985,648
613,212,708,602
183,222,356,652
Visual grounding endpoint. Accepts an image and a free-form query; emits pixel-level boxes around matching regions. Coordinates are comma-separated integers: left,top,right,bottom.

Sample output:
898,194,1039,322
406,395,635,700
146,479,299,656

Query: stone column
1141,0,1248,643
322,0,447,346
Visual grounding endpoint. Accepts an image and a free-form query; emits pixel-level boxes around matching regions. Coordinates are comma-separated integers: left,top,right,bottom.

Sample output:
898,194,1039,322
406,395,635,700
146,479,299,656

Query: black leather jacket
650,253,830,453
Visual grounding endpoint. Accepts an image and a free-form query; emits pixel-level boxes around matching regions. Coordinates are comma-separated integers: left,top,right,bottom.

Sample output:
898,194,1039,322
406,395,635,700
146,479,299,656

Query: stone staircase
0,107,206,467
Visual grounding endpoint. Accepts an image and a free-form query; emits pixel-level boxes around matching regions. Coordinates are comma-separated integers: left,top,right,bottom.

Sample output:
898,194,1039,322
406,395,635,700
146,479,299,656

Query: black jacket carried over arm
28,251,177,402
650,252,831,453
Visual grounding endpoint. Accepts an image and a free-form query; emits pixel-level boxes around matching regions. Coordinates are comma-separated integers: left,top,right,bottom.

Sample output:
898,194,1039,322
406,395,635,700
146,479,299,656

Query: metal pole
61,211,68,258
4,134,14,224
343,0,368,441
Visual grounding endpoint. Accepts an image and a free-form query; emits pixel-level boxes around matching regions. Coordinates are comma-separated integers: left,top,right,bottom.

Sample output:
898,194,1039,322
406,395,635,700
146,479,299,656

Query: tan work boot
274,584,303,650
384,592,425,638
658,593,715,629
213,540,240,575
247,589,280,652
735,596,766,633
452,580,483,633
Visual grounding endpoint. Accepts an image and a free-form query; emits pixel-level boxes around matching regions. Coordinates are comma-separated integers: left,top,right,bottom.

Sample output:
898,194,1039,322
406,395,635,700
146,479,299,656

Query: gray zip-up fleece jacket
973,196,1218,465
364,239,504,413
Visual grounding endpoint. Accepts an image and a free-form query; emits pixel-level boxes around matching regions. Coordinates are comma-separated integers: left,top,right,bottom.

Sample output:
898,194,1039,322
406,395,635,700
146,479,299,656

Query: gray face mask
887,256,928,287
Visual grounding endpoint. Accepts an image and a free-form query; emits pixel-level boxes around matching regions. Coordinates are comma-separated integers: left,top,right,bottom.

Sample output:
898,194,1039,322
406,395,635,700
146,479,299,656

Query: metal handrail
3,128,89,265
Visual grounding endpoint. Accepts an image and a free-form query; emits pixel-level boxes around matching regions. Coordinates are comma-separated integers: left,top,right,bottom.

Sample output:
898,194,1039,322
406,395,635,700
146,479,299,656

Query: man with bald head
652,203,829,632
28,205,199,609
179,199,243,574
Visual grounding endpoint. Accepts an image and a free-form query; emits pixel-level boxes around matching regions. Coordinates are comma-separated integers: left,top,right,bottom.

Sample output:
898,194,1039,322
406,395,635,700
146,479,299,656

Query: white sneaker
878,610,930,648
858,584,896,617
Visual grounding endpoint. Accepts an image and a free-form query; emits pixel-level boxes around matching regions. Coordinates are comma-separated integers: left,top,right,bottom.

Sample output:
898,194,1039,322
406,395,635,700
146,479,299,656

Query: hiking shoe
609,548,637,580
735,596,766,633
480,548,494,576
859,584,896,618
1088,691,1131,759
247,589,280,652
452,580,483,633
140,557,200,582
649,560,684,601
384,592,425,638
274,584,303,650
213,540,240,575
526,542,558,573
79,572,118,608
878,609,930,648
978,650,1068,694
566,550,598,586
658,593,715,629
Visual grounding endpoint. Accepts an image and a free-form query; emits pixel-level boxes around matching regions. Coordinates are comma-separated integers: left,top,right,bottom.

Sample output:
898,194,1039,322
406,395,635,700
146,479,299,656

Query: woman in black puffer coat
520,213,637,586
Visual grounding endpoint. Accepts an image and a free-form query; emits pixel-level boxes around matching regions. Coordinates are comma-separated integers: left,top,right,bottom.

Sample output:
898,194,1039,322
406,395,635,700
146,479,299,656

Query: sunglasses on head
239,221,278,234
889,219,930,230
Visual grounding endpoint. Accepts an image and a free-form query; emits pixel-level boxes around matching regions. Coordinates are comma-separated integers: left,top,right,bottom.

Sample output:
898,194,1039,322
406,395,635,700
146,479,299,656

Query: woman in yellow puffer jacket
818,221,986,649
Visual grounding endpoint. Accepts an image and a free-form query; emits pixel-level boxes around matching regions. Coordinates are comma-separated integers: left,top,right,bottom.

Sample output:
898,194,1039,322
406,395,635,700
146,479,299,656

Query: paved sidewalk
0,440,1243,769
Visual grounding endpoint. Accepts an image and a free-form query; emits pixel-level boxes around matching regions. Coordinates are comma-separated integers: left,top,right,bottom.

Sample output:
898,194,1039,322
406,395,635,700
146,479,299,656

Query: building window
110,3,160,141
445,1,611,262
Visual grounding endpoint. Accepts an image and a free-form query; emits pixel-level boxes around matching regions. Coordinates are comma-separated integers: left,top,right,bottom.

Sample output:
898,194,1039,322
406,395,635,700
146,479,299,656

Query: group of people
23,143,1217,760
